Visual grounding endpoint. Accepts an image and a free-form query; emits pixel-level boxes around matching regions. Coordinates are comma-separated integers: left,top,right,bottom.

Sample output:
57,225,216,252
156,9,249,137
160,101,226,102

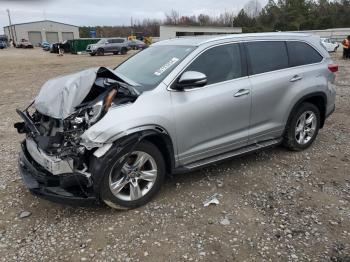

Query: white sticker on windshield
154,57,179,76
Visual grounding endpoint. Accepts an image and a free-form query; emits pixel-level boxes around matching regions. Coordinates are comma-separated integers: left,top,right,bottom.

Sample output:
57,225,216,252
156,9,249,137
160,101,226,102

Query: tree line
79,0,350,38
79,19,161,38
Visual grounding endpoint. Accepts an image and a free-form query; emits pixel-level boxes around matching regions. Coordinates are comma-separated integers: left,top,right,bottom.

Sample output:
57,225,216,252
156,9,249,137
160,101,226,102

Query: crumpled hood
34,68,98,120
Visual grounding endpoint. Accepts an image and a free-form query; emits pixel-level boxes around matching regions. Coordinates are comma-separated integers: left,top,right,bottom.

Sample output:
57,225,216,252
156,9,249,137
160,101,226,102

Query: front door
171,43,251,165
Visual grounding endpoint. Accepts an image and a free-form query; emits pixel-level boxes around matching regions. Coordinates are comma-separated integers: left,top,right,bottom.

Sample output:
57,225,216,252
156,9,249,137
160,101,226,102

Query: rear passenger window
287,41,323,67
246,41,289,75
114,39,125,43
185,44,243,85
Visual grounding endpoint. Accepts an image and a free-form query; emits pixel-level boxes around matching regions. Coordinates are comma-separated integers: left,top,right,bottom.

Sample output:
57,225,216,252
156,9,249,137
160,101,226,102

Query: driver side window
185,43,243,85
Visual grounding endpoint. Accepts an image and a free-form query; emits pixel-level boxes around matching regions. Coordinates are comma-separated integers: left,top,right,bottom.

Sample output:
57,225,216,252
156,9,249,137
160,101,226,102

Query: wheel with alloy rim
120,48,127,55
295,111,317,145
100,141,165,209
284,102,320,151
96,48,104,56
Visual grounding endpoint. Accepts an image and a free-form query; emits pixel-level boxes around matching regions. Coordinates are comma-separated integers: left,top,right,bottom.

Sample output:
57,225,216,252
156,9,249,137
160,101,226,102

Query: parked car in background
50,41,70,54
16,39,34,48
127,39,148,50
86,38,129,56
15,33,337,209
321,38,339,52
0,41,7,49
41,41,50,51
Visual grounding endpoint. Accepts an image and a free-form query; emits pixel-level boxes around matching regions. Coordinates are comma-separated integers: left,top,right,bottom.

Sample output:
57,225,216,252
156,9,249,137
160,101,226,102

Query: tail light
328,64,338,73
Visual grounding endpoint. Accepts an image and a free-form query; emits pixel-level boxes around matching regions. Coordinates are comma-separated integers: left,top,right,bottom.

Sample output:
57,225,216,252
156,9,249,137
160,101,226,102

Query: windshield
97,39,107,44
114,45,195,89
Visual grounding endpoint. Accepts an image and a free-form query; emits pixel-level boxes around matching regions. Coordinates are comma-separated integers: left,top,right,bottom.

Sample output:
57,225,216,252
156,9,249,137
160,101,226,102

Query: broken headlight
78,88,118,126
88,100,104,124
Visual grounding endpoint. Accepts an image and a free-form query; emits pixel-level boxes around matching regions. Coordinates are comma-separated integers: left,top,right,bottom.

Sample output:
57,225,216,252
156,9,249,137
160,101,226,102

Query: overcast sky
0,0,267,34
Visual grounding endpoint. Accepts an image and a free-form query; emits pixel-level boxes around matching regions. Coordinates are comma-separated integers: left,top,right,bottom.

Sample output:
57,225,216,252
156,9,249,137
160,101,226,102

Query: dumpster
68,38,100,54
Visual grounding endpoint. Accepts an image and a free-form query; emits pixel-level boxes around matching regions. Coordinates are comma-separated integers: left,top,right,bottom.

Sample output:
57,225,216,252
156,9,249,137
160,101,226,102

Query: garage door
46,32,59,43
28,31,42,46
62,32,74,41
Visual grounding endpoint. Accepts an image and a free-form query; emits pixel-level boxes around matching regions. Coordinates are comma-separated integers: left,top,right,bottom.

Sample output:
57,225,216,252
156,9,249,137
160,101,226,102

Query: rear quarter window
246,41,289,75
287,41,323,67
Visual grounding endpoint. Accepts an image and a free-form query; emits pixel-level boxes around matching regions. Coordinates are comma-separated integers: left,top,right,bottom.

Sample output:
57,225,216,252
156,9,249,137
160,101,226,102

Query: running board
177,138,283,172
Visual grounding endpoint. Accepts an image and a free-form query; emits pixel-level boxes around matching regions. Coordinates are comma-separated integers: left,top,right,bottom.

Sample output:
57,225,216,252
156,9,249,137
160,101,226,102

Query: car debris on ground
203,193,221,207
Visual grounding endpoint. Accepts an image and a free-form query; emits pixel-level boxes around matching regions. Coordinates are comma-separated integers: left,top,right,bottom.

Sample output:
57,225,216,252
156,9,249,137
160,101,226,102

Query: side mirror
175,71,207,90
105,42,109,45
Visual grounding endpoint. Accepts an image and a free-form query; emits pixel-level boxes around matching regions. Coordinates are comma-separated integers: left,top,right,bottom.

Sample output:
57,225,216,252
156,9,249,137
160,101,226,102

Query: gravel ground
0,48,349,262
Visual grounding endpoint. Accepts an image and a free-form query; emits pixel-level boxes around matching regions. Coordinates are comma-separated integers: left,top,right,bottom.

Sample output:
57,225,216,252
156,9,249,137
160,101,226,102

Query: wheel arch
110,125,176,174
128,125,176,175
90,125,176,200
286,92,327,130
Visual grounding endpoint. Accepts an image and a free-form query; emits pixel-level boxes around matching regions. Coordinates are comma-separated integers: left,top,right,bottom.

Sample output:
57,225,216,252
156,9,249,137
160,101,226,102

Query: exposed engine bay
14,67,139,186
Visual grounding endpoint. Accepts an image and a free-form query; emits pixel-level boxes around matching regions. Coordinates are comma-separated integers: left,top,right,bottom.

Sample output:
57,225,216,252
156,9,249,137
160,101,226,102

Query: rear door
245,40,323,144
245,41,296,143
171,43,252,165
112,38,125,52
105,39,114,52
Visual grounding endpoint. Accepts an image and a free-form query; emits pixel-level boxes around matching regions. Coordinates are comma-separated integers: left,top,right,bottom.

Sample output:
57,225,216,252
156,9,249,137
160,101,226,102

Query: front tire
283,102,320,151
96,48,104,56
100,141,165,209
120,48,127,55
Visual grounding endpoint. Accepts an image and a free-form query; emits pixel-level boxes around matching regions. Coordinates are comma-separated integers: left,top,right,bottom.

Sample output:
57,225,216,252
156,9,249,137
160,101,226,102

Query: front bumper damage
19,141,97,206
15,66,141,206
18,133,142,206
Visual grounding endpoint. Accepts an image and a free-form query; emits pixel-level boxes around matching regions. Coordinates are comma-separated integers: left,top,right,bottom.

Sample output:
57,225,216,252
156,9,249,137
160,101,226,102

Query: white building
3,20,80,46
289,28,350,42
159,25,242,41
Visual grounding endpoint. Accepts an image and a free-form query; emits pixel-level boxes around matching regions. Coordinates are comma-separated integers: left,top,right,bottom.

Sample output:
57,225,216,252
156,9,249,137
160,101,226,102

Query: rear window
115,39,125,43
287,41,323,67
246,41,289,75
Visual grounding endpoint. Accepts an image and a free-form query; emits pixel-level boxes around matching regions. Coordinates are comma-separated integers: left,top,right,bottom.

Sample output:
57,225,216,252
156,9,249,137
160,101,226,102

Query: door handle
290,75,303,82
234,89,250,97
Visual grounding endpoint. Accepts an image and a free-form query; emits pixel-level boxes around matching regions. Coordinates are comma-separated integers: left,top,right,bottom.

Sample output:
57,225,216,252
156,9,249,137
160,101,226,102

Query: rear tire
100,141,166,209
283,102,320,151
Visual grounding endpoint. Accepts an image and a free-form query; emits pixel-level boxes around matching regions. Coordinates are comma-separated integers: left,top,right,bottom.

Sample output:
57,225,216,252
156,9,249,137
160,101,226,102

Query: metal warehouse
159,25,242,41
3,20,80,46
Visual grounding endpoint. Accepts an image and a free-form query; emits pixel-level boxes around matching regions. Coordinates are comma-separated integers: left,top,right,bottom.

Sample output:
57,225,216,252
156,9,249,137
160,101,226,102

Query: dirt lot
0,48,349,262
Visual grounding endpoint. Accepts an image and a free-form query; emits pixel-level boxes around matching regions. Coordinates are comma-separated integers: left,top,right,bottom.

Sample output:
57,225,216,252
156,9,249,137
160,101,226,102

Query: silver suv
15,33,337,209
86,38,128,56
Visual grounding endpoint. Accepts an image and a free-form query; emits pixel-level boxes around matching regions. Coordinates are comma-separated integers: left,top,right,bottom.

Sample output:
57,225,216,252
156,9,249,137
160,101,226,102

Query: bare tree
244,0,262,18
165,9,180,25
218,11,236,26
197,14,211,25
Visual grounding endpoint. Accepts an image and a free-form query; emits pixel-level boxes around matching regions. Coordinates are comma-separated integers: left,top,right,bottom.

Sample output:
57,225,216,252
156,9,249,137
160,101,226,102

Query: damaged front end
15,67,139,205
